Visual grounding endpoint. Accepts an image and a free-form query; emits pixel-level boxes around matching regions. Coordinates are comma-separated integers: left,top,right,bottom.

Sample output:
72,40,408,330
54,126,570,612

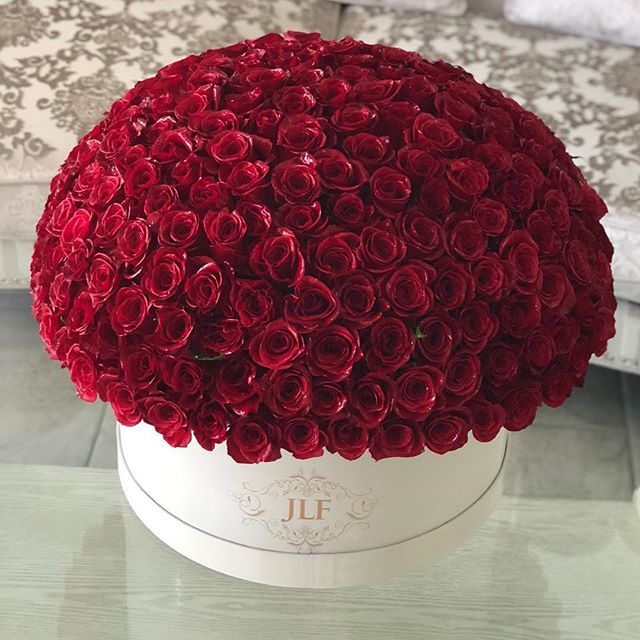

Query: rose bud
311,382,347,417
349,373,396,428
395,366,444,421
249,230,305,286
468,398,505,443
370,419,424,460
358,224,406,273
141,396,191,447
384,261,434,317
249,319,305,370
192,401,228,451
227,417,281,463
231,279,280,329
284,276,339,333
306,325,361,381
424,410,469,454
366,317,415,373
326,415,369,460
263,366,312,417
281,416,326,460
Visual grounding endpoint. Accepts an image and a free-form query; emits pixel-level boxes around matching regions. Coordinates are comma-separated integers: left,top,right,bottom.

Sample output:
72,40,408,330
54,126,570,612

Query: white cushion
339,7,640,302
0,0,341,284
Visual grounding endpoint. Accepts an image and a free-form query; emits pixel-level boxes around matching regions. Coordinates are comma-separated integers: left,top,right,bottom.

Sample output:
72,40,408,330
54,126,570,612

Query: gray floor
2,290,638,501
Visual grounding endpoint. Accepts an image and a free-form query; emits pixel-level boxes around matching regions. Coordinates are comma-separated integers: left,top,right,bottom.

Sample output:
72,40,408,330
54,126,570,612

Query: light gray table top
1,463,640,640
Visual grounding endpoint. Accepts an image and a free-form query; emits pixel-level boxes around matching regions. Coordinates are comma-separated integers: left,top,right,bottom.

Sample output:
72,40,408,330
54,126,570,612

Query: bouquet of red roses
31,32,615,463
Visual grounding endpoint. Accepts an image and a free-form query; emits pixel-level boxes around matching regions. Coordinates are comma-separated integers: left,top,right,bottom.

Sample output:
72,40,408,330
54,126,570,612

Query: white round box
117,422,507,588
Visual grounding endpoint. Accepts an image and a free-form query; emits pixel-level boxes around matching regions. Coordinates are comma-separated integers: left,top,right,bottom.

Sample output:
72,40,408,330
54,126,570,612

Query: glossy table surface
1,463,640,640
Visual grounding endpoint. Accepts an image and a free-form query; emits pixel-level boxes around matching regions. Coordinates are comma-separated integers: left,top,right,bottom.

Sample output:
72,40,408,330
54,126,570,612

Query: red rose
141,249,186,301
250,230,304,285
189,177,230,212
249,319,304,370
366,317,415,373
564,239,592,285
277,115,327,153
330,102,378,132
313,77,351,107
445,217,486,261
312,232,359,279
370,419,424,460
160,356,203,395
349,373,395,427
502,382,542,431
315,149,367,192
415,311,460,366
227,417,281,463
370,167,412,215
86,253,118,301
237,201,272,237
483,342,521,385
124,159,158,196
358,225,406,273
88,174,122,208
203,209,247,261
326,415,369,460
117,220,150,265
95,203,128,244
284,276,339,333
433,258,475,309
198,318,244,357
231,279,279,329
192,401,228,451
150,129,192,164
224,160,270,196
142,397,191,447
410,113,462,151
472,198,509,236
395,366,444,421
336,271,381,329
471,254,509,299
110,286,149,336
499,178,535,212
311,382,347,417
343,133,392,168
397,146,442,180
499,294,542,338
263,366,312,417
396,209,444,260
307,325,360,381
281,417,326,459
106,382,142,426
459,301,498,352
216,357,260,414
384,261,433,317
66,291,94,334
525,330,556,373
67,345,98,402
500,231,540,287
444,351,482,405
468,398,505,443
207,130,252,163
527,210,561,256
271,155,320,203
542,363,573,408
60,210,92,256
151,306,193,352
185,259,223,311
446,159,489,198
121,344,159,390
424,410,469,454
277,202,326,235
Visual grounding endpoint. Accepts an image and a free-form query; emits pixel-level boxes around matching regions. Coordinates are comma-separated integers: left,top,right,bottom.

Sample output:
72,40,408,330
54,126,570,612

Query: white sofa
1,0,639,373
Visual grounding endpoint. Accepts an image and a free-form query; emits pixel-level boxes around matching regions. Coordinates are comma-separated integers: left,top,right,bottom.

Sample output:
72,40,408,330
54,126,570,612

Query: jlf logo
281,498,331,523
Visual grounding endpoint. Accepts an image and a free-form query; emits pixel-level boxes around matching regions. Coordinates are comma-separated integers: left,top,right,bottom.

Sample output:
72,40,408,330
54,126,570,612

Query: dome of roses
31,32,616,463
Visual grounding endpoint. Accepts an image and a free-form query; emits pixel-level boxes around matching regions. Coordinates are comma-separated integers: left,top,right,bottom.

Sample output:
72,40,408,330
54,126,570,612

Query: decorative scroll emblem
231,469,378,551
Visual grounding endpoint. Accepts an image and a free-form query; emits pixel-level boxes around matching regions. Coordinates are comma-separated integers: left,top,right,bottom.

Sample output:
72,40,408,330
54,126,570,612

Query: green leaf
191,353,226,362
